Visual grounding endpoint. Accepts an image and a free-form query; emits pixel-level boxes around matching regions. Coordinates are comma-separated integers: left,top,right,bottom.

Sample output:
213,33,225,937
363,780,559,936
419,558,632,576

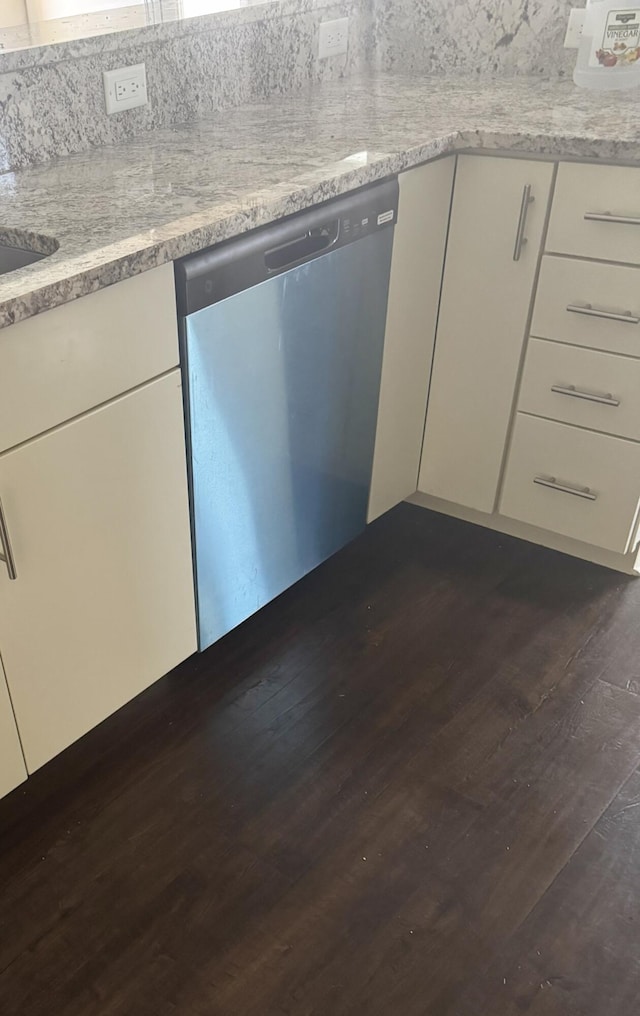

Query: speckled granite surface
0,0,371,172
371,0,576,78
1,71,639,330
0,1,274,66
0,0,581,175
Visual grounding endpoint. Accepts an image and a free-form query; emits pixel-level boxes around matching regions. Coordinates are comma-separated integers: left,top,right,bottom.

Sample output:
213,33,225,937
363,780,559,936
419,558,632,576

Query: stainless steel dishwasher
175,179,399,651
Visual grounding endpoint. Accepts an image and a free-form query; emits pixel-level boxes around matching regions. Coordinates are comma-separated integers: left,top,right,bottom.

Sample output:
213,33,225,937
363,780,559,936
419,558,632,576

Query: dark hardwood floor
2,504,640,1015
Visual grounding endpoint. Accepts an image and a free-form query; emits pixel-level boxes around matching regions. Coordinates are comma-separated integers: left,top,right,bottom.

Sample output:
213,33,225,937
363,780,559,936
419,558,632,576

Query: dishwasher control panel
175,178,399,314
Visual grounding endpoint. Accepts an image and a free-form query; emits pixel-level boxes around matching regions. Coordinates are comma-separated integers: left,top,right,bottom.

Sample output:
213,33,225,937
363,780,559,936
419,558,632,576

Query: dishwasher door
177,181,398,650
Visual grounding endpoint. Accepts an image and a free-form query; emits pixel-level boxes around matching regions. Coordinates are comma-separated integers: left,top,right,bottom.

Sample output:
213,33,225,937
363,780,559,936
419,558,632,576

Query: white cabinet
532,256,640,359
500,414,640,554
0,264,179,454
518,338,640,442
418,156,554,513
384,154,640,570
502,161,640,561
547,163,640,265
0,657,26,798
0,371,197,773
368,157,455,521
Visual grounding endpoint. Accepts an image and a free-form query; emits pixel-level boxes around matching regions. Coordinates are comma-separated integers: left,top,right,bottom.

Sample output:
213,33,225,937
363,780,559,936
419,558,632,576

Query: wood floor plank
0,510,515,975
246,679,640,1016
581,579,640,694
449,767,640,1016
1,506,640,1016
435,677,640,928
401,551,627,803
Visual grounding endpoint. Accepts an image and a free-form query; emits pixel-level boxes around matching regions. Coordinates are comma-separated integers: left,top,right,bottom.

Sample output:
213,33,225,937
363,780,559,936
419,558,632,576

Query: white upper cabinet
418,155,554,513
368,157,455,521
0,371,197,773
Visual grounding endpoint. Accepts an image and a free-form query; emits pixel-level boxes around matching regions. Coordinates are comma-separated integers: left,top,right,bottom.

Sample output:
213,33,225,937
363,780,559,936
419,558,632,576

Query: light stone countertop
1,71,639,331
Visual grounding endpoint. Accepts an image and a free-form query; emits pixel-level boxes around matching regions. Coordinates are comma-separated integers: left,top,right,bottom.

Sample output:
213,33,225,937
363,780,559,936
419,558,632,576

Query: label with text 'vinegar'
590,8,640,67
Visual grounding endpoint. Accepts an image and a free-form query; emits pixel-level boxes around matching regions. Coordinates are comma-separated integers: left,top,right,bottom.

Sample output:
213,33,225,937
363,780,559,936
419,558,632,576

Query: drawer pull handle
534,476,597,501
513,184,534,262
551,384,620,407
0,497,17,581
566,303,640,325
584,211,640,226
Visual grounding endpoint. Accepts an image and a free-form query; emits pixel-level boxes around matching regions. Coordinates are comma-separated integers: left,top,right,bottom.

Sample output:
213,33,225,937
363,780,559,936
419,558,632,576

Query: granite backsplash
371,0,575,78
0,0,578,174
0,0,372,173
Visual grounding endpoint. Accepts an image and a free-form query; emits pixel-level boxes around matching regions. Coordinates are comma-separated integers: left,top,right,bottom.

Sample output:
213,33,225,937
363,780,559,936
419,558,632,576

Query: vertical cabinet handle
0,496,17,580
513,184,535,262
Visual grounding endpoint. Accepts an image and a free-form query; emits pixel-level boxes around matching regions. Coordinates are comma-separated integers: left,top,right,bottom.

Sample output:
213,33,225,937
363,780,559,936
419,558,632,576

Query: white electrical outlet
564,8,586,48
319,18,349,59
103,63,148,114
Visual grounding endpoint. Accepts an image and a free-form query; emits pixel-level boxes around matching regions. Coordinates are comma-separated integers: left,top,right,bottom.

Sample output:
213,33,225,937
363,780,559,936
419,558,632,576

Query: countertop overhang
1,71,639,331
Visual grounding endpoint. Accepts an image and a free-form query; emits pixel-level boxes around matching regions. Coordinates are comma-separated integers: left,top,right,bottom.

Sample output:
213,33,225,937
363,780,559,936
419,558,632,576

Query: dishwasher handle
264,220,340,272
175,177,399,315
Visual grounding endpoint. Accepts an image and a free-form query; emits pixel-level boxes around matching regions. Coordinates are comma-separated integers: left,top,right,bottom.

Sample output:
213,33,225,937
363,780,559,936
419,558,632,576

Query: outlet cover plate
319,18,349,59
564,8,586,48
103,63,148,114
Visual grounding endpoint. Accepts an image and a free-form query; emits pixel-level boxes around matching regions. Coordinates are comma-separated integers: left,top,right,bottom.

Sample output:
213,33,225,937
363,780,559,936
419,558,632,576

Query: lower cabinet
368,156,455,521
0,370,197,773
517,338,640,442
0,657,26,798
399,154,640,570
418,155,554,513
500,414,640,554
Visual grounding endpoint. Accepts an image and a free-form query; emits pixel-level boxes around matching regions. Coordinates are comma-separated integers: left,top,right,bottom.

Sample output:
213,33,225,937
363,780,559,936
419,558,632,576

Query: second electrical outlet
319,18,349,58
103,63,148,114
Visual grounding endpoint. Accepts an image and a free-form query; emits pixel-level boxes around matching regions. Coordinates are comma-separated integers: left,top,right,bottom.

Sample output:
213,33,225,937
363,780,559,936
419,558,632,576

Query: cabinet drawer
0,264,178,453
519,338,640,441
532,257,640,358
547,163,640,264
500,414,640,553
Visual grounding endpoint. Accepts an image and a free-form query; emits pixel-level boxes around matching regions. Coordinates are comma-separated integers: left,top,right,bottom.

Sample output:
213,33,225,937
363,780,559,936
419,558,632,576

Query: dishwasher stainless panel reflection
176,179,399,651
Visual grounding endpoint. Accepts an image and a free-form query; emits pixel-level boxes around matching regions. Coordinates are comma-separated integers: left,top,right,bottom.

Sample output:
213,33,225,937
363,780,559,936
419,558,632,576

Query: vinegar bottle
573,0,640,90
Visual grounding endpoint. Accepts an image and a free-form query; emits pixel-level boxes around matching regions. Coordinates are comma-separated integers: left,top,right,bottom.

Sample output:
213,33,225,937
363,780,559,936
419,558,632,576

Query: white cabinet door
368,156,455,521
0,657,26,799
0,371,197,773
418,155,554,513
